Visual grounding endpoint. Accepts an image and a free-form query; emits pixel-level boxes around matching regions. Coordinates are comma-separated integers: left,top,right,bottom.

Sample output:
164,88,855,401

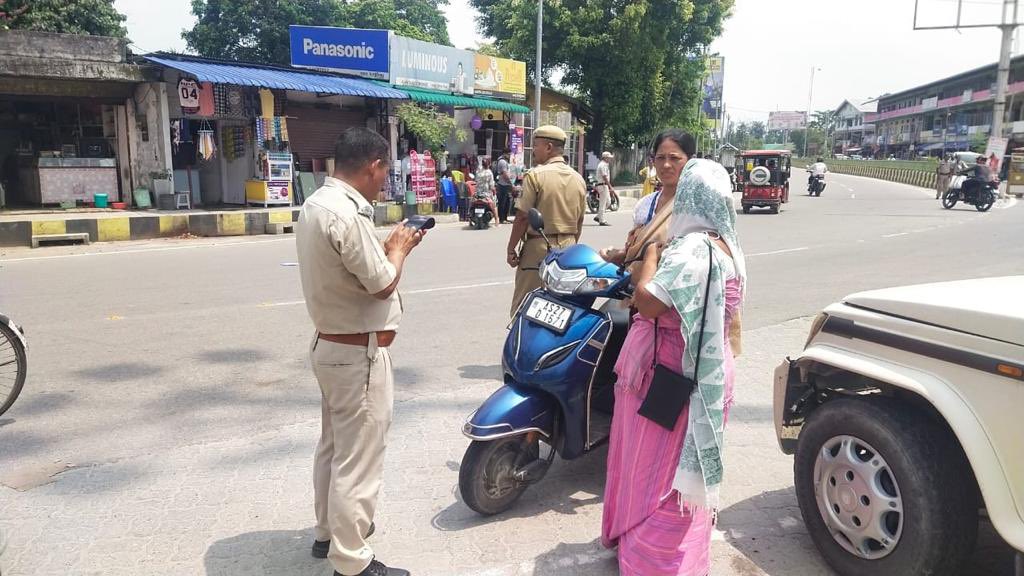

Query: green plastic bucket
94,193,109,208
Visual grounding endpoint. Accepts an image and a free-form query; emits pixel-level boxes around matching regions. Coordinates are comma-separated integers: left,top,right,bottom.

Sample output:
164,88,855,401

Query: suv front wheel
795,398,977,576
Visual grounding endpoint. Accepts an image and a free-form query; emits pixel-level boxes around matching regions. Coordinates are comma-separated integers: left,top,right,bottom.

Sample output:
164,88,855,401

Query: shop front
147,54,406,208
0,30,161,209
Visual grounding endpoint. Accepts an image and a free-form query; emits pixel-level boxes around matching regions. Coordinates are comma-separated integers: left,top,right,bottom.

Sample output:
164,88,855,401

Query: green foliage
1,0,126,37
475,42,503,57
185,0,450,65
969,132,988,153
612,171,638,186
396,102,467,156
470,0,733,151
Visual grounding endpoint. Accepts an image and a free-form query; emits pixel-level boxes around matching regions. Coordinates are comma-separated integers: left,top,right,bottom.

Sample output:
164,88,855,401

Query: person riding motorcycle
958,155,995,199
807,157,828,190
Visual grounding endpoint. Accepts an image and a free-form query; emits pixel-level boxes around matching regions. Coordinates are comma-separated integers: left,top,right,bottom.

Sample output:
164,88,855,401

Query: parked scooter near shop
458,209,637,515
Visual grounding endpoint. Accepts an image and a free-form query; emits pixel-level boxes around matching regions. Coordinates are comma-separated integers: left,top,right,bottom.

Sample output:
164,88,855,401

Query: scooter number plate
474,208,486,215
525,297,572,332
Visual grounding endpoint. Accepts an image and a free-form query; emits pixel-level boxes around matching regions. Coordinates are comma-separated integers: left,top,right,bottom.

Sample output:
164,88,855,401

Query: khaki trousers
311,333,394,576
511,235,577,316
596,184,610,223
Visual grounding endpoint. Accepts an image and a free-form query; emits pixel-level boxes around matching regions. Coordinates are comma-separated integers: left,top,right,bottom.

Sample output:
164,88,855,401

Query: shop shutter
286,105,367,171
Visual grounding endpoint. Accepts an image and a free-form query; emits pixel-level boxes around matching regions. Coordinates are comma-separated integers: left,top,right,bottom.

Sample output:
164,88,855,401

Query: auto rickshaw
740,150,791,214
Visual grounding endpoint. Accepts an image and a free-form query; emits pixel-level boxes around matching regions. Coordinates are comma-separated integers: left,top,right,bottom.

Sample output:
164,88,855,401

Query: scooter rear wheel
460,436,539,515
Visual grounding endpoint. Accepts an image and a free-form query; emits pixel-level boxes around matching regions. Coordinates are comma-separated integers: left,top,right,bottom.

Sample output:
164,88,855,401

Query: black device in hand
404,215,436,231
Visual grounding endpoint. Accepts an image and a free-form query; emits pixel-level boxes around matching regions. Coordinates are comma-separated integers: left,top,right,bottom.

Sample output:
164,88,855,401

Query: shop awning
397,87,531,114
144,56,408,99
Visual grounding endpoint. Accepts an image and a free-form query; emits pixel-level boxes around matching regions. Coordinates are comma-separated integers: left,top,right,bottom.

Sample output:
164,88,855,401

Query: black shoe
336,559,410,576
312,523,376,558
593,216,600,223
599,222,612,226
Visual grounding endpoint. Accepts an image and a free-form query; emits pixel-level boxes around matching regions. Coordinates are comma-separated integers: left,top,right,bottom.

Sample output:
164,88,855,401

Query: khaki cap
534,125,567,143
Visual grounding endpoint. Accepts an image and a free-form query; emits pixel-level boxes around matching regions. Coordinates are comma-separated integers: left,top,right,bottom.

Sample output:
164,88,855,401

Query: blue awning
144,56,408,99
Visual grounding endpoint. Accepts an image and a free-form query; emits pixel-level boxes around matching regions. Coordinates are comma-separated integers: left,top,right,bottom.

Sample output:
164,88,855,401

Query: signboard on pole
391,36,475,94
702,56,725,120
768,111,807,131
289,26,391,80
474,54,527,100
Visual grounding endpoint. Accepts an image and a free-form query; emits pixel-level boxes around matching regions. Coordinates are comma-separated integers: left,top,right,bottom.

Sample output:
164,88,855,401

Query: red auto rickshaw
740,150,790,214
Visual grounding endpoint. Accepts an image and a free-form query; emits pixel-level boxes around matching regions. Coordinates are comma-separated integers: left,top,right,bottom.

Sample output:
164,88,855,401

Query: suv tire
795,398,976,576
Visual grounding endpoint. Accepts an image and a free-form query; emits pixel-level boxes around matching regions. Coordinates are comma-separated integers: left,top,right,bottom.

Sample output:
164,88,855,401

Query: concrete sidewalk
0,202,460,248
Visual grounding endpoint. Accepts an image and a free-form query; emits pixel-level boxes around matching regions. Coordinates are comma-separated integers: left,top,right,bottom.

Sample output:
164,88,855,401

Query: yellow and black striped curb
0,210,300,248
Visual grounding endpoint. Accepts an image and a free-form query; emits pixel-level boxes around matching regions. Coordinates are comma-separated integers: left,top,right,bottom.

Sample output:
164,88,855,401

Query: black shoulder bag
637,239,715,431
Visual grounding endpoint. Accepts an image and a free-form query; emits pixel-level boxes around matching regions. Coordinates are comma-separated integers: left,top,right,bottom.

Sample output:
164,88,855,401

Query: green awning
399,87,530,114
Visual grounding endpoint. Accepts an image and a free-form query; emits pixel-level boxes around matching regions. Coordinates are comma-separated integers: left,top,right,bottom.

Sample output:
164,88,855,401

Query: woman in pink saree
602,157,746,576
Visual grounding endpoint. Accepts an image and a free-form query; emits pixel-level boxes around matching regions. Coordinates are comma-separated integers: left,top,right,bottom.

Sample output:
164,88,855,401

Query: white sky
117,0,1014,122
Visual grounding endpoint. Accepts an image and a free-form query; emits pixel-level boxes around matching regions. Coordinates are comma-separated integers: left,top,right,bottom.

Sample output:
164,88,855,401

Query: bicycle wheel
0,322,26,416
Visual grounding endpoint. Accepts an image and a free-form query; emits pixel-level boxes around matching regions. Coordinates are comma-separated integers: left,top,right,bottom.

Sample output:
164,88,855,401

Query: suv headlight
541,261,587,295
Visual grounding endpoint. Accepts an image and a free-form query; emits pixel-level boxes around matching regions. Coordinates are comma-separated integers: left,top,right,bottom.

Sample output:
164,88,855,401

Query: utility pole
534,0,543,133
992,0,1018,140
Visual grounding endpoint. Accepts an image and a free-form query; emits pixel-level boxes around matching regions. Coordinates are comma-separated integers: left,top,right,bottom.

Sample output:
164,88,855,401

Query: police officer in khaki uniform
296,128,423,576
506,125,587,315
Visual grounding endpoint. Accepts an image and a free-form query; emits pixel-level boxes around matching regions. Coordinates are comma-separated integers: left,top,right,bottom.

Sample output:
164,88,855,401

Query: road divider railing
792,158,939,190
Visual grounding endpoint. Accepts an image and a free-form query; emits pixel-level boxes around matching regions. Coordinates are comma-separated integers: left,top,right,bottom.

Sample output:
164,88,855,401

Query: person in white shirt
807,157,827,190
596,151,614,226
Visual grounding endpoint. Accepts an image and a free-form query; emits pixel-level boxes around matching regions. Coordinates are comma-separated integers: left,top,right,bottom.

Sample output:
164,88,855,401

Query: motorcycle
807,174,826,197
943,175,997,212
469,197,495,230
459,209,634,515
586,175,620,214
0,313,27,417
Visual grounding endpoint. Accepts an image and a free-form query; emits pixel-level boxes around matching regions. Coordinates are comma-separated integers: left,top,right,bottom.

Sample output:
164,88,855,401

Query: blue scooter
459,209,636,515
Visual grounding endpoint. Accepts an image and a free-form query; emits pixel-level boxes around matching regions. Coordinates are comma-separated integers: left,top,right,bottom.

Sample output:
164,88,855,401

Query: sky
117,0,1015,123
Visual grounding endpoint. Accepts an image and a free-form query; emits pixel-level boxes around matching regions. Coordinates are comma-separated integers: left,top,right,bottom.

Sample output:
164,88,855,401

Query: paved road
0,173,1020,575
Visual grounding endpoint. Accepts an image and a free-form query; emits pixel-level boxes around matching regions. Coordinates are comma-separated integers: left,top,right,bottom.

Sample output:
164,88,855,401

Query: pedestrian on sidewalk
595,151,614,226
639,156,658,198
602,158,746,576
495,149,514,224
936,155,953,200
507,125,587,316
295,128,426,576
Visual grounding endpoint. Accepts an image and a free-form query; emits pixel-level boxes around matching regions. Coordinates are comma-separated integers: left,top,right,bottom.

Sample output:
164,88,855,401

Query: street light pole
804,66,818,158
534,0,543,133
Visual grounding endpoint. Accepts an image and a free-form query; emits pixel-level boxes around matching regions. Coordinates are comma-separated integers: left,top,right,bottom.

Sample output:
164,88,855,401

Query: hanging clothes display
197,121,217,161
198,82,215,117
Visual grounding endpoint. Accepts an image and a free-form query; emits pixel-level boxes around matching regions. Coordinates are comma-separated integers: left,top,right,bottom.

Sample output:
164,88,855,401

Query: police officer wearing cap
506,125,587,316
296,128,424,576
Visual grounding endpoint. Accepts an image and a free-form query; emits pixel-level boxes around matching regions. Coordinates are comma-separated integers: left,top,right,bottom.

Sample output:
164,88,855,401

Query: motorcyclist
807,157,828,190
958,155,994,199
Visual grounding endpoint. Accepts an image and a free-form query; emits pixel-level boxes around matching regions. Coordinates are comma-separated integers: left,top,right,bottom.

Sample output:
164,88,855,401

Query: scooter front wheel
459,436,539,515
942,191,958,209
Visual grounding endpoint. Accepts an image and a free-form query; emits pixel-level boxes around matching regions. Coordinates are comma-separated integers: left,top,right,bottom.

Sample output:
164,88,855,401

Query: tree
1,0,126,37
343,0,450,45
470,0,733,151
185,0,450,66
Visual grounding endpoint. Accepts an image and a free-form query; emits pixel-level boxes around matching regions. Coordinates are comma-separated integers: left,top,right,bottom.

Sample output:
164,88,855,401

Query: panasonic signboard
289,26,390,80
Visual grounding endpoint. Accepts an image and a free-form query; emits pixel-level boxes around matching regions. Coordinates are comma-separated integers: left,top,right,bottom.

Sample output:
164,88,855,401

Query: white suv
774,276,1024,576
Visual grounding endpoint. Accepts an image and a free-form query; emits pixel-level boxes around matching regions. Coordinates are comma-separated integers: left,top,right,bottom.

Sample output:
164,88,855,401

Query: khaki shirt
296,177,402,334
518,156,586,236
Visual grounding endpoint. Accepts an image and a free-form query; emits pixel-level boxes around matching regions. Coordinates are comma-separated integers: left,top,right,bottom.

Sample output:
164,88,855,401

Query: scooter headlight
575,277,614,295
541,261,587,295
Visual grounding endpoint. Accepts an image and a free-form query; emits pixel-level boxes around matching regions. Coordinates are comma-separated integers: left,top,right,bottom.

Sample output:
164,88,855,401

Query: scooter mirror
528,208,545,232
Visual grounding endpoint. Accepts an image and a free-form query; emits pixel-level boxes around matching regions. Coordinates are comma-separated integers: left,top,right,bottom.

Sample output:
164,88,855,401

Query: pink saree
601,277,741,576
